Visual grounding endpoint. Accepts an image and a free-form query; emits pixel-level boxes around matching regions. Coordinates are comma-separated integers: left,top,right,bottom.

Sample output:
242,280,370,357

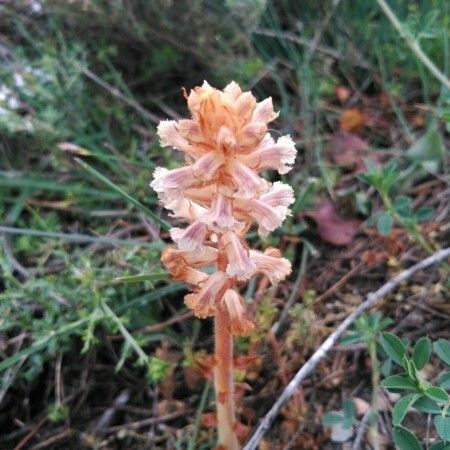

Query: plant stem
380,193,435,256
214,313,239,450
376,0,450,90
368,340,380,450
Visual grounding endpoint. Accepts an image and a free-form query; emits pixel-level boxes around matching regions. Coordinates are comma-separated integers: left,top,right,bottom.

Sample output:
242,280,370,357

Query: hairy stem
214,313,239,450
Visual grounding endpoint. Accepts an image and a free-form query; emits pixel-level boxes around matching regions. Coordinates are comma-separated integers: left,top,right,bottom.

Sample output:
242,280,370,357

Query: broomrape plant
150,81,296,449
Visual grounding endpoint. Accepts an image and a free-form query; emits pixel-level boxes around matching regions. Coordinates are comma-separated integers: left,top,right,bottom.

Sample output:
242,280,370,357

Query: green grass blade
0,225,161,249
0,319,88,373
74,157,170,230
114,272,169,284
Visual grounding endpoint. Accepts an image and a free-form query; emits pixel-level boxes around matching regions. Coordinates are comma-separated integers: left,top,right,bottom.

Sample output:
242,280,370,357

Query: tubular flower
151,81,296,335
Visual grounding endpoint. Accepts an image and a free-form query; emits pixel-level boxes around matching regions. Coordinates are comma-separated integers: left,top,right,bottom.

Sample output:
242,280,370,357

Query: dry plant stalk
151,81,296,449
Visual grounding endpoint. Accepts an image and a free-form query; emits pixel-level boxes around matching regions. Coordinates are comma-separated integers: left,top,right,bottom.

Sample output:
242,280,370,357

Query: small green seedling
380,334,450,449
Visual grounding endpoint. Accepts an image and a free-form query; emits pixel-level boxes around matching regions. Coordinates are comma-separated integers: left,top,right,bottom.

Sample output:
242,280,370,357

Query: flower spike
151,81,296,450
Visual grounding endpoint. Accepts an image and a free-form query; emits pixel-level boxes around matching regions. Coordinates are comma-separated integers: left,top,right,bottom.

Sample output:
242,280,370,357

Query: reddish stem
214,312,239,450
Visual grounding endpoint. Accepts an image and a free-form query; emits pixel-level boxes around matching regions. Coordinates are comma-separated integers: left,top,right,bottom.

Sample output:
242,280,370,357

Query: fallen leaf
304,202,361,246
328,133,379,173
362,250,387,266
340,107,367,132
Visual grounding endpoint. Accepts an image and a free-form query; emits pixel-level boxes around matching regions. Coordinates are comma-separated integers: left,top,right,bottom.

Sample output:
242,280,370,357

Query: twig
352,408,372,450
376,0,450,90
252,28,371,69
13,416,47,450
82,68,161,123
29,429,74,450
314,262,363,304
136,311,194,335
106,409,189,432
243,246,450,450
1,235,29,278
91,389,130,433
308,0,342,59
0,225,159,248
271,244,308,336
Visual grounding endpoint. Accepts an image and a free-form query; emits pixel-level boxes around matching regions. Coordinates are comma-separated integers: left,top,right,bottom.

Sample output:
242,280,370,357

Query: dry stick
271,244,308,336
352,408,372,450
82,68,161,124
376,0,450,91
243,246,450,450
12,416,47,450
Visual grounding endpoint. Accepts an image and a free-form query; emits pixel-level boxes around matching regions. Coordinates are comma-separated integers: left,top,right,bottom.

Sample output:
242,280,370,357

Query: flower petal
170,221,207,252
227,160,266,197
236,122,267,152
200,193,239,230
165,198,207,220
259,181,295,208
223,81,242,100
252,97,279,124
192,151,224,180
239,134,297,174
234,196,287,236
151,166,196,192
184,271,228,318
184,185,216,206
234,92,256,123
216,126,237,153
158,120,196,155
249,248,291,284
163,257,208,285
175,119,205,144
222,231,256,280
161,245,217,285
222,289,254,335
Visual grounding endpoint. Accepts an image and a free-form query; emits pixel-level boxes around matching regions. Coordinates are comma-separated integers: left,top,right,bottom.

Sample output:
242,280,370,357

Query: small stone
331,421,353,443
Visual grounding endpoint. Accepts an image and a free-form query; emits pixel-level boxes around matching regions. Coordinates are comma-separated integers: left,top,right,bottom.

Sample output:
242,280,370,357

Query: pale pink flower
164,198,207,221
251,97,278,124
151,166,195,191
227,159,266,197
260,181,295,208
191,151,224,179
239,134,296,174
249,248,292,285
222,289,254,335
162,245,217,286
184,271,229,318
200,193,240,230
222,231,256,280
233,198,285,237
152,81,297,335
170,221,207,252
157,120,197,156
236,122,267,152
